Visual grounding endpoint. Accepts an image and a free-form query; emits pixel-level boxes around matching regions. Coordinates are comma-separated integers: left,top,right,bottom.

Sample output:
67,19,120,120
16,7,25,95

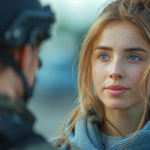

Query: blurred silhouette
0,0,56,149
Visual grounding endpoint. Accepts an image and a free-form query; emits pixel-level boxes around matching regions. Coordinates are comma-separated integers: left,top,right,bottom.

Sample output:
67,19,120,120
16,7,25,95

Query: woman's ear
15,44,32,71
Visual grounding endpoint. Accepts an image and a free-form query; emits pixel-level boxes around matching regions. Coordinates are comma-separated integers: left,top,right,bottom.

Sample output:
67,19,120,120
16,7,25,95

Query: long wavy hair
54,0,150,149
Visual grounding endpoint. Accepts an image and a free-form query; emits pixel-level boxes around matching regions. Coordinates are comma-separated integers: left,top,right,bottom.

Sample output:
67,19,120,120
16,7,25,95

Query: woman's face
92,21,150,110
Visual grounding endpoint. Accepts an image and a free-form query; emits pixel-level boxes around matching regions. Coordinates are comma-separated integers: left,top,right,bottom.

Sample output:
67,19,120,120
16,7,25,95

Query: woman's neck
103,99,145,137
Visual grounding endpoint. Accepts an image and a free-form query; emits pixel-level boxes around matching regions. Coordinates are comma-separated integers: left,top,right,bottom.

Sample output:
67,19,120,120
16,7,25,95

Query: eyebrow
94,46,147,53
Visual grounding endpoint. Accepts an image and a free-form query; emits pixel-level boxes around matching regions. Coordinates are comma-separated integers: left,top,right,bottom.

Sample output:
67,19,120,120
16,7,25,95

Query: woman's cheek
128,68,146,91
92,65,107,89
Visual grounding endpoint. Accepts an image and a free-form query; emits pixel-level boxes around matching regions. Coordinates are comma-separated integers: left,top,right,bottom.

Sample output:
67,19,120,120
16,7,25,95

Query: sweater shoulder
49,137,77,150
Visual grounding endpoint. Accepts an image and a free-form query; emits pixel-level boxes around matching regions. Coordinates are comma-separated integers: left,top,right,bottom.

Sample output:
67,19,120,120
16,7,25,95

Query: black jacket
0,94,56,150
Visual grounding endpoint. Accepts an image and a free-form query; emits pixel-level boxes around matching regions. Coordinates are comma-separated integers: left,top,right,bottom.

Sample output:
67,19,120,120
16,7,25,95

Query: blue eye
128,55,140,61
99,54,109,60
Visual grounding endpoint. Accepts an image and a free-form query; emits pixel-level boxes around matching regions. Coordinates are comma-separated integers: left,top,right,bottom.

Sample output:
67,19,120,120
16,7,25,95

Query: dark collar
0,94,35,125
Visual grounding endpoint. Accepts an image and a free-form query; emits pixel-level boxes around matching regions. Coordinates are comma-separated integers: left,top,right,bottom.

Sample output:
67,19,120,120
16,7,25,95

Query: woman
50,0,150,149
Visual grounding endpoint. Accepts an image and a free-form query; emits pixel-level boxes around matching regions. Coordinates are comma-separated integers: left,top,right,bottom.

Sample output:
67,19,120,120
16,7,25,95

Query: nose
109,60,124,80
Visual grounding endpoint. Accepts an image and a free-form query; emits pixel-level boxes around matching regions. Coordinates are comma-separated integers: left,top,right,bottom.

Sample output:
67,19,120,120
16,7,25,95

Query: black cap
0,0,43,45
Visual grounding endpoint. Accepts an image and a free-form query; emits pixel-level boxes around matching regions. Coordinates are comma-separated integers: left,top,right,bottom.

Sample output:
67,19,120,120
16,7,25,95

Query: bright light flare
72,0,83,3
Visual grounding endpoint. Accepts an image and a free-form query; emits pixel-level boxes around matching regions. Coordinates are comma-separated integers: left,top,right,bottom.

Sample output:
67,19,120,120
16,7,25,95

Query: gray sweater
50,106,150,150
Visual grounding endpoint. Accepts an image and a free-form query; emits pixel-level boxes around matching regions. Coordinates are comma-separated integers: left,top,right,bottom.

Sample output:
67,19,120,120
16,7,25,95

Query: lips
105,85,128,96
106,85,128,90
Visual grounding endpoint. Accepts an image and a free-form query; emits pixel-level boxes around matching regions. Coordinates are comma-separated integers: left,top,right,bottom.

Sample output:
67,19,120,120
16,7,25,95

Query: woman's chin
104,99,128,110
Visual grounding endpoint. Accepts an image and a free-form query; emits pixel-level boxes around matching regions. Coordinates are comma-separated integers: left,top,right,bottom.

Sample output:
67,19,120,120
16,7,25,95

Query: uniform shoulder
0,115,56,150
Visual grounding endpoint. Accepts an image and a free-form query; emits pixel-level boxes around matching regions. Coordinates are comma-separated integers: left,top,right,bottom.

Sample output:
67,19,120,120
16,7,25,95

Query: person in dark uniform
0,0,56,149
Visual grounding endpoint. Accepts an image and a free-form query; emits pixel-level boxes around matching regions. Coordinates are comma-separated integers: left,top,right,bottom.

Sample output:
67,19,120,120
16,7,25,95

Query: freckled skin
92,21,150,110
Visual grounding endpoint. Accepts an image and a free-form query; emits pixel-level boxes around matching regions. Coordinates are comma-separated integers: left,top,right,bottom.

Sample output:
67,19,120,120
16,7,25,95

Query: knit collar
64,105,150,150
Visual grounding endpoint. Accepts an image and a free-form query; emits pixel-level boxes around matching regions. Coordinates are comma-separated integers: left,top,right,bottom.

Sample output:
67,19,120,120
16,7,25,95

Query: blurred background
27,0,112,140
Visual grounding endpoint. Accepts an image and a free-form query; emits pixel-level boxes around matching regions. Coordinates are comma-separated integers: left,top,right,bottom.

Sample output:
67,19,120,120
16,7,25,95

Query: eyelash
128,55,142,61
98,53,142,61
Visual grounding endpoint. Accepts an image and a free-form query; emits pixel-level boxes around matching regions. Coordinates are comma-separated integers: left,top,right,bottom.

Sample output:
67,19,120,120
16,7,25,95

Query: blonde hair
54,0,150,149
